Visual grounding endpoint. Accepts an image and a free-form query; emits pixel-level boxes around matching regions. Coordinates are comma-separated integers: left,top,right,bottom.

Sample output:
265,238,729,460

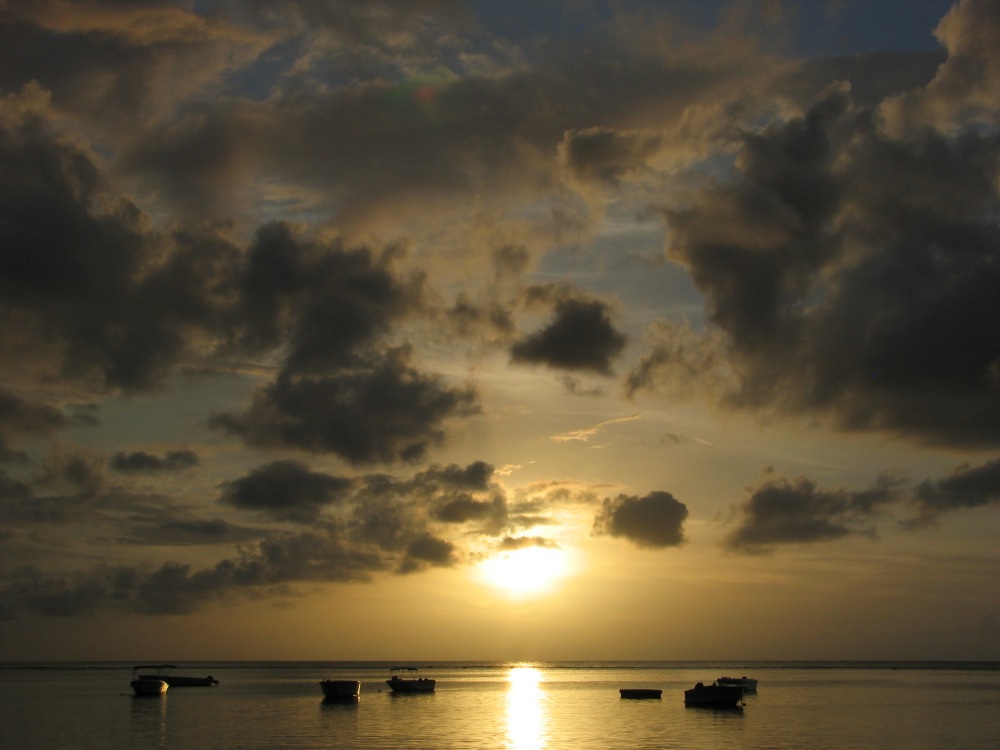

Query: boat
129,670,168,697
717,675,758,692
619,688,662,699
320,679,361,699
133,665,219,687
683,681,744,708
385,666,436,693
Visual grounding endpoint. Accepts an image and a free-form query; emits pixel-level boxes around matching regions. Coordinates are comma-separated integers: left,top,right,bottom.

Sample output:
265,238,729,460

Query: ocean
1,661,998,749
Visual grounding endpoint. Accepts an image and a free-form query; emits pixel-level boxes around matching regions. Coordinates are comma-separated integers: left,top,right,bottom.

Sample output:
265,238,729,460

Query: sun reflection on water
506,666,546,750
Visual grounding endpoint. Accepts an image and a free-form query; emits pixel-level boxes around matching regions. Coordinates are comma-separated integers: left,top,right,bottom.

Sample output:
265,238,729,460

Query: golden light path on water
506,666,546,750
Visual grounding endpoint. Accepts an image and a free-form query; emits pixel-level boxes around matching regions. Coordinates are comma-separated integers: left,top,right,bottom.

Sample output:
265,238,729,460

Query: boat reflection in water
507,666,545,750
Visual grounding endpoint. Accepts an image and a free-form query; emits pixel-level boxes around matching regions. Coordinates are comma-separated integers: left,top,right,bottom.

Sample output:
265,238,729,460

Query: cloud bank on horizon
1,0,1000,624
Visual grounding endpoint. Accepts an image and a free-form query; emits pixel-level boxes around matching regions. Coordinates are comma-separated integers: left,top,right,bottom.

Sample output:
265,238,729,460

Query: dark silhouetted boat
684,681,744,708
619,688,662,699
133,665,219,687
386,666,436,693
320,679,361,699
129,668,168,696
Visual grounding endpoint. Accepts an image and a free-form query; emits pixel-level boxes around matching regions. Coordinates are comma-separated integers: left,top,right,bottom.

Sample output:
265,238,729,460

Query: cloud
593,490,688,548
122,517,261,547
908,458,1000,528
880,0,1000,135
110,450,200,474
0,92,244,393
218,460,353,523
0,388,71,463
210,348,480,464
0,471,33,502
0,526,390,618
497,535,559,551
629,79,1000,448
722,473,904,554
400,532,457,573
232,222,423,372
550,414,640,443
0,0,273,129
559,127,663,186
511,286,628,374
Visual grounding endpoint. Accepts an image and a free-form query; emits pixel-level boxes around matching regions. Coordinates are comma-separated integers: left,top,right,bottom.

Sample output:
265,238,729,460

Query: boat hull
320,680,361,699
386,677,436,693
139,674,218,687
620,688,662,699
684,683,743,708
131,678,168,696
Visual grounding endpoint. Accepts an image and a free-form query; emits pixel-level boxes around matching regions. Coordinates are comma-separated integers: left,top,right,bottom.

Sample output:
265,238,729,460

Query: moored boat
130,676,168,696
386,666,435,693
717,675,757,692
320,679,361,699
134,665,219,687
619,688,662,699
684,681,743,708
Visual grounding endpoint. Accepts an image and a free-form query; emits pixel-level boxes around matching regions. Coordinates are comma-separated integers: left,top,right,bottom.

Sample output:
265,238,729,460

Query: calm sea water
2,661,999,749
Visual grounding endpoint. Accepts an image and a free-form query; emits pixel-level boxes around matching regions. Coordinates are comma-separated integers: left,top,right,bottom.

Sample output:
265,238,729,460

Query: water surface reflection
507,666,546,750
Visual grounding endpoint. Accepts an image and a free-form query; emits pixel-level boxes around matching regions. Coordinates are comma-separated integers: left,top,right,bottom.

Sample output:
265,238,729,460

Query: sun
479,547,571,597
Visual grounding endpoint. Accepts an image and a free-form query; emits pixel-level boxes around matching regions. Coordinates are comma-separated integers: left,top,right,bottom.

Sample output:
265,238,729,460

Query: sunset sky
2,0,999,663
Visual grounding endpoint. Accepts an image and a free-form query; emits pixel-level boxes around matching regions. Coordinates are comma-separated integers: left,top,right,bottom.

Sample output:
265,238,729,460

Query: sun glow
479,547,571,596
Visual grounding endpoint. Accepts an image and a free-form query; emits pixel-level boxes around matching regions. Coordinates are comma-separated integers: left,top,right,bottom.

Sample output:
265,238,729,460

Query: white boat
717,675,758,692
130,676,168,696
385,667,435,693
320,679,361,699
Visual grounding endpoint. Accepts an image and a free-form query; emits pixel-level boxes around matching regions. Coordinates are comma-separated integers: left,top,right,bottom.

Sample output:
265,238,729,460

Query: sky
1,0,999,663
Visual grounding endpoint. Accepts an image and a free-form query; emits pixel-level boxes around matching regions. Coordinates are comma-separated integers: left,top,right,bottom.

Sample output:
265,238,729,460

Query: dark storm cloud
120,516,262,547
629,77,1000,448
1,98,473,472
0,471,33,501
722,473,904,554
0,457,505,616
0,458,513,617
0,526,389,617
399,532,456,573
218,460,353,523
908,458,1000,528
0,95,243,393
592,490,688,548
211,349,480,464
0,0,272,130
434,496,503,524
511,286,628,375
114,4,789,227
778,50,946,109
348,460,506,548
232,222,422,372
110,449,200,474
0,388,70,463
560,127,663,186
205,223,482,464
